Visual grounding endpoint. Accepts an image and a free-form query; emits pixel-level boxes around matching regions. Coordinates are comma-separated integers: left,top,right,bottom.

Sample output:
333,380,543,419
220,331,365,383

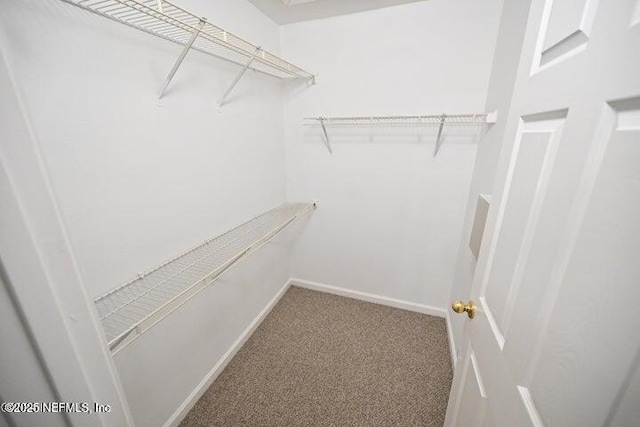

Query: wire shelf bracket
59,0,316,105
319,117,333,154
434,113,447,156
217,46,262,108
158,18,205,100
94,203,315,354
304,111,498,156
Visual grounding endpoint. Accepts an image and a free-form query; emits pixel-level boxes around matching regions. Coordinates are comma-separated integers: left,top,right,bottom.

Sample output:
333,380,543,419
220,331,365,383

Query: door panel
484,114,565,337
529,98,640,426
502,103,612,377
445,0,640,425
517,386,545,427
539,0,600,68
480,406,495,427
455,347,489,427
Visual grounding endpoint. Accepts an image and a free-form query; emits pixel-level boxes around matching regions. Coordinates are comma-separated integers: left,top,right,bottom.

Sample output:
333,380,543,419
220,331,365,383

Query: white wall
0,1,305,426
447,0,532,362
0,0,287,299
281,0,503,309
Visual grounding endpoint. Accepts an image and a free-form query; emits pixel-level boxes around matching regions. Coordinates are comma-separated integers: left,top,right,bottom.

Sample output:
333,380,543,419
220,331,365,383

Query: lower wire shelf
95,202,314,353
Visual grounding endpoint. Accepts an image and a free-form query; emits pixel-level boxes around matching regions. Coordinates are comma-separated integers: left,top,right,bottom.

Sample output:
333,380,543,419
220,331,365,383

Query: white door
445,0,640,426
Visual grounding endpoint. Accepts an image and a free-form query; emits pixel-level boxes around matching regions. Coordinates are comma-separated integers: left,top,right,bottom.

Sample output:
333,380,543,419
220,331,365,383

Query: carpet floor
180,286,453,427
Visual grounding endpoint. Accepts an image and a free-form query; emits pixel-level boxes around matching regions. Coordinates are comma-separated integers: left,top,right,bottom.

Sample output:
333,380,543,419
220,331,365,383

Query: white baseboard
445,312,457,368
163,280,292,427
289,278,447,318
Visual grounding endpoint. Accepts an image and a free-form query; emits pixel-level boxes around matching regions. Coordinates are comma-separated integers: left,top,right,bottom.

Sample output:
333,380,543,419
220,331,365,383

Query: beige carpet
180,286,453,427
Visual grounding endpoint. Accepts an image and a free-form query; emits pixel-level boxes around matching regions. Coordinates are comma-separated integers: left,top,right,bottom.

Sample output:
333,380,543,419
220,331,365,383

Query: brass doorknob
452,300,476,319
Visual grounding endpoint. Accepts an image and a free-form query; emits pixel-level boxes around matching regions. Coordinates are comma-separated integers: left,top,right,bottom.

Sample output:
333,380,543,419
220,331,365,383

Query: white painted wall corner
289,278,447,318
163,279,292,427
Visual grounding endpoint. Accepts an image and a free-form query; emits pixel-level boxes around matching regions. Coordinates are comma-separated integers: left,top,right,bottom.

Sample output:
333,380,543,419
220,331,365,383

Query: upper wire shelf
94,203,314,354
60,0,315,103
304,113,497,125
303,112,498,155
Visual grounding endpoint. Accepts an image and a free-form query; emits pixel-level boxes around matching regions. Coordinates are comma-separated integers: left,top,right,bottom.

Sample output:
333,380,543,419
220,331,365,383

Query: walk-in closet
1,0,639,426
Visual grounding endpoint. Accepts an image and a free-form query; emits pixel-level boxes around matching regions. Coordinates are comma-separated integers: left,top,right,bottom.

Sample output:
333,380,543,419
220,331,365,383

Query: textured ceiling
247,0,428,25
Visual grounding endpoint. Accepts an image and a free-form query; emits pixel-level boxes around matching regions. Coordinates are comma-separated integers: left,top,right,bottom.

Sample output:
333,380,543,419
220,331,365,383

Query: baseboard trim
445,312,457,368
163,280,292,427
289,278,447,318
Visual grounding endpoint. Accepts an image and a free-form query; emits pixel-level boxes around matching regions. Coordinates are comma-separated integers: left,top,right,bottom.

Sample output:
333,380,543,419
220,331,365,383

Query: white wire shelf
304,113,497,126
59,0,315,103
303,112,498,155
94,203,314,353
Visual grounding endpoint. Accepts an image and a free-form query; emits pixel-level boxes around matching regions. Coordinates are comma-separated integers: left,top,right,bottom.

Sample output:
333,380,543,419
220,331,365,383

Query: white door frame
0,36,134,427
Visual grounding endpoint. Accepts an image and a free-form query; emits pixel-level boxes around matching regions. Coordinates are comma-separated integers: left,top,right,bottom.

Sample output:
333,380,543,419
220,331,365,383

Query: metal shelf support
434,113,447,157
319,117,333,154
158,18,206,100
218,47,262,107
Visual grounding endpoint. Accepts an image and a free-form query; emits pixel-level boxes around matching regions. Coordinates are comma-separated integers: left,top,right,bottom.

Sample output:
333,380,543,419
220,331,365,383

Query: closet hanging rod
94,203,315,354
59,0,315,83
